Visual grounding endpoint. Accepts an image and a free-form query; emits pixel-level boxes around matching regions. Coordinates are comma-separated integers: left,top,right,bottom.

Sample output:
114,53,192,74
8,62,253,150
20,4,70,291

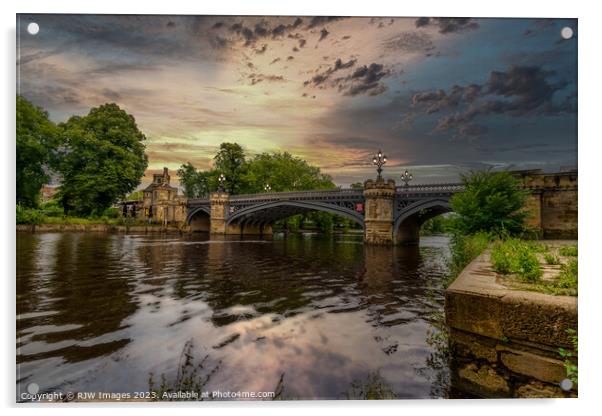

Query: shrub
490,238,542,282
557,259,578,289
559,245,578,257
40,199,64,218
516,249,543,282
544,253,561,265
16,205,44,225
450,170,530,237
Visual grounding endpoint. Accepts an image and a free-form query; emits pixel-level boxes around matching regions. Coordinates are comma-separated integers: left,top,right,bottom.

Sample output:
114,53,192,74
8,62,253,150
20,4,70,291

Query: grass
490,238,542,282
444,231,491,288
559,245,578,257
491,239,577,296
544,253,561,265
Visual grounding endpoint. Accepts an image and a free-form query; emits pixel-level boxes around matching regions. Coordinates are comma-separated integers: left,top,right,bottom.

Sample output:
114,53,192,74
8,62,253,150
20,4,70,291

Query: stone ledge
446,251,577,348
446,249,577,398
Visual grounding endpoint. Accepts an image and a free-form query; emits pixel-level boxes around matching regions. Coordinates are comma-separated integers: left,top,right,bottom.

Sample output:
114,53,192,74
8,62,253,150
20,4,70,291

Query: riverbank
16,223,185,233
445,246,578,398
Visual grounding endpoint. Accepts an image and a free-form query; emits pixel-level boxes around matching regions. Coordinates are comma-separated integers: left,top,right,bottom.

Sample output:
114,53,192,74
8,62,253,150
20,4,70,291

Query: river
17,232,452,400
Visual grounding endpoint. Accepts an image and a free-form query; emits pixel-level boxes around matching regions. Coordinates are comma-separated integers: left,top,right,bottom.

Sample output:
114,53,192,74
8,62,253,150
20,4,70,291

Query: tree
243,152,335,193
350,182,364,189
177,162,211,198
16,96,59,207
213,142,247,194
57,103,148,216
450,170,530,236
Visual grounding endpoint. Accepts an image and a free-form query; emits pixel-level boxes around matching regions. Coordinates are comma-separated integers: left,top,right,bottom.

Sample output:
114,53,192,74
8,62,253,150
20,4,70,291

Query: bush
102,207,121,218
490,238,542,282
450,170,530,237
544,253,561,265
40,199,64,218
559,245,578,257
557,259,578,289
516,249,543,282
16,205,44,225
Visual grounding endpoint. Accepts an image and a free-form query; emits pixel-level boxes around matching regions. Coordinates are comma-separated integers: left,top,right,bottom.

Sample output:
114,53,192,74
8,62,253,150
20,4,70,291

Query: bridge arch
226,200,365,229
393,198,452,243
186,205,211,232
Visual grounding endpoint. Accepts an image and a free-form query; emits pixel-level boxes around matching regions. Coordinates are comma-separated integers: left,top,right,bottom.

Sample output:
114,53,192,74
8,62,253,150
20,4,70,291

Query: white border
2,1,600,415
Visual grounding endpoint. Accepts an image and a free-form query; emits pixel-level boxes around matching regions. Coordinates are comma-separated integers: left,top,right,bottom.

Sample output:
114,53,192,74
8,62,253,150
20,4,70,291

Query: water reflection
17,232,451,400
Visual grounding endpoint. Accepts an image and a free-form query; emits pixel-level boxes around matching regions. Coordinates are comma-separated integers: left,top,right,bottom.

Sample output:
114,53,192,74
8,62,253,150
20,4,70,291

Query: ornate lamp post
217,173,226,192
372,149,387,180
264,184,272,192
401,169,413,187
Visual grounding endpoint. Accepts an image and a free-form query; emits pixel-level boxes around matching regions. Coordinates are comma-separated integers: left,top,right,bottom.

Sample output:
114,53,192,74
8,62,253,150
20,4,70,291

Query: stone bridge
186,178,465,244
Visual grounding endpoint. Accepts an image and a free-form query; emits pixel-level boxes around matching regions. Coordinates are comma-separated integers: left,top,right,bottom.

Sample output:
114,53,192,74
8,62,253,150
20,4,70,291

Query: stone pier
363,178,396,244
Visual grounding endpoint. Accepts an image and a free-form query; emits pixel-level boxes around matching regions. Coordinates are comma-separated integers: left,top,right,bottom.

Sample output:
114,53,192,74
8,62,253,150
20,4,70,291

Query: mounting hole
560,26,573,40
559,378,573,391
27,22,40,35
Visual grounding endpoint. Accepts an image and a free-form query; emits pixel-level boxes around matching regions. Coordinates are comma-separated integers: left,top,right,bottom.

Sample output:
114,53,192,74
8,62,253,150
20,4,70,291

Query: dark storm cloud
304,58,357,87
304,59,390,97
415,17,479,34
411,65,576,138
342,63,390,96
412,84,482,114
306,16,347,29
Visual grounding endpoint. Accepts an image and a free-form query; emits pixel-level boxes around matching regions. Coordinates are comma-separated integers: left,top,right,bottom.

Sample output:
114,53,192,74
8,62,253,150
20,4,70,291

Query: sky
16,14,577,186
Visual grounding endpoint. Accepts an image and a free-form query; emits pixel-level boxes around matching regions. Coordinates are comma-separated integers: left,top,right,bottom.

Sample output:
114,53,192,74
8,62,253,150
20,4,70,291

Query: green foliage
450,170,530,237
557,259,578,289
544,253,561,265
213,142,247,194
350,182,364,189
558,329,578,385
125,190,144,201
490,239,542,282
16,204,44,225
446,231,491,288
16,96,60,207
57,103,148,216
177,162,212,198
59,104,148,216
242,151,335,193
420,215,455,235
559,245,578,257
39,199,64,218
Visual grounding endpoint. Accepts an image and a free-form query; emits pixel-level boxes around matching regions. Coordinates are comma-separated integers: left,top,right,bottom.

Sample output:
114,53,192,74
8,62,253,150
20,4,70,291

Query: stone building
121,168,187,225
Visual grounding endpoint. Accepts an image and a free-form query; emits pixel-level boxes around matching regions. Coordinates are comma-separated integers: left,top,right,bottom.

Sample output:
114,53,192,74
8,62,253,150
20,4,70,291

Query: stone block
456,362,510,398
449,328,498,363
499,347,566,384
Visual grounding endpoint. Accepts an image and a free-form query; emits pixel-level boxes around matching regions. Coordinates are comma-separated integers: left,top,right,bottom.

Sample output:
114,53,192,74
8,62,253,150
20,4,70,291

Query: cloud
415,17,479,34
304,58,357,87
304,59,390,97
319,28,330,41
383,32,435,54
410,65,576,138
306,16,347,29
248,73,287,85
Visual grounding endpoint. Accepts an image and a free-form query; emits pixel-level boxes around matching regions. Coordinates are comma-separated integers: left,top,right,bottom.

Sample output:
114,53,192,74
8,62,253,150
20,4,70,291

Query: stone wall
446,251,577,398
515,170,578,239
